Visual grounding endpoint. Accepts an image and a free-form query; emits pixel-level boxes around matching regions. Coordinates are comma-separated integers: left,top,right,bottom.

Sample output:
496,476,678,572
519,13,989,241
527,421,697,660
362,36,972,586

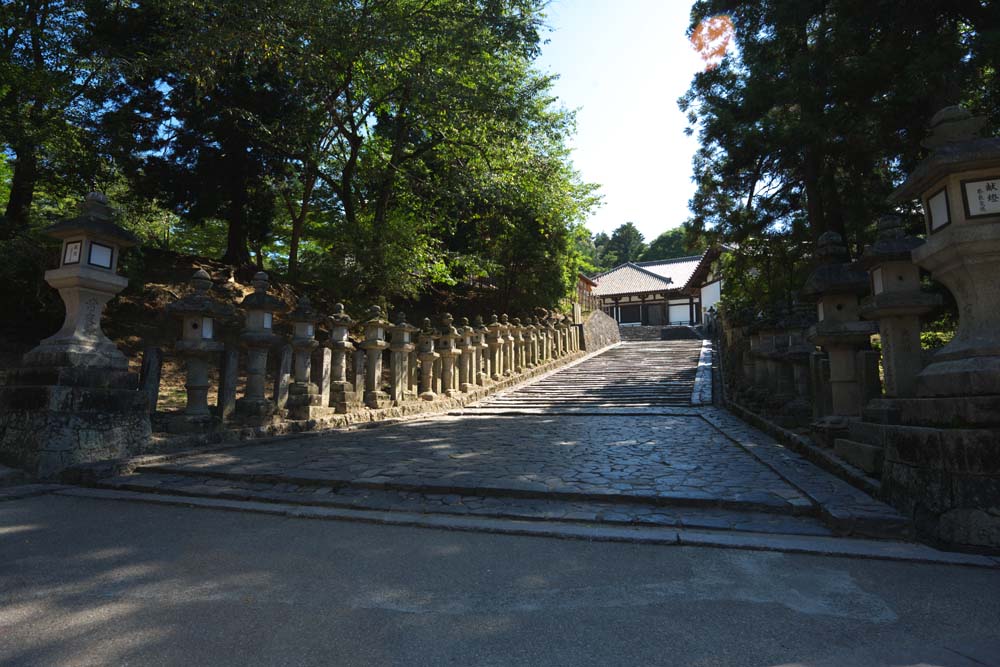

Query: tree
603,222,646,265
0,0,111,237
641,225,706,261
680,0,997,311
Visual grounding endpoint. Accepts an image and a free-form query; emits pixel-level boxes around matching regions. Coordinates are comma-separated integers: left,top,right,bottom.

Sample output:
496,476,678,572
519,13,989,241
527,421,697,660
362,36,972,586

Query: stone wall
581,310,620,350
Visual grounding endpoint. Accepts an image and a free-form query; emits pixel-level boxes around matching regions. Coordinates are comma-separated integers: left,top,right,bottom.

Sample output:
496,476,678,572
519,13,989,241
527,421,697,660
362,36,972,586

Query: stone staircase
618,325,702,341
471,341,704,410
617,325,665,341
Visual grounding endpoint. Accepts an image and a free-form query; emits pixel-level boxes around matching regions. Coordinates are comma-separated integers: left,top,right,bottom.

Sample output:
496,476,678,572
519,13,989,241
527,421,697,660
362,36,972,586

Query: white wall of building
701,279,722,314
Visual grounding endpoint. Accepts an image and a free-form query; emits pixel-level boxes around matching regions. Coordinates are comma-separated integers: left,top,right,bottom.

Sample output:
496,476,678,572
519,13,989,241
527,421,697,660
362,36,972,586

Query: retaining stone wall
581,310,620,350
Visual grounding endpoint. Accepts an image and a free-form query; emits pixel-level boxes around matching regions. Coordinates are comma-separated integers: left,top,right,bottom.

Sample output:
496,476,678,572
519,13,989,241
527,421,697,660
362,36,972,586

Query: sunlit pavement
2,494,999,666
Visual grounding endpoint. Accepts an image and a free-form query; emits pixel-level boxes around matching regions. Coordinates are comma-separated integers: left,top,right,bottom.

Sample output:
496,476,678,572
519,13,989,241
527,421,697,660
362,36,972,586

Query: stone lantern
548,313,560,359
236,271,286,420
0,193,151,477
803,231,878,442
24,192,139,370
417,318,440,401
286,295,322,413
166,269,233,431
388,311,418,404
474,315,490,385
500,314,515,375
360,305,390,408
889,106,1000,397
510,318,524,373
436,313,463,397
524,317,537,368
876,106,1000,548
456,317,475,393
486,314,504,381
859,216,942,398
325,304,357,413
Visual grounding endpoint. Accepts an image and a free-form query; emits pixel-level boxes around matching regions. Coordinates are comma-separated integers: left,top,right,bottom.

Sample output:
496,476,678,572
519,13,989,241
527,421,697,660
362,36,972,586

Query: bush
921,330,954,350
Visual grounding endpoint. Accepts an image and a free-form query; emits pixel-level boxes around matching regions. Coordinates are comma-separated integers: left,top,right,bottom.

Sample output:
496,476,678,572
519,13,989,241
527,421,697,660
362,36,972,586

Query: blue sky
536,1,706,243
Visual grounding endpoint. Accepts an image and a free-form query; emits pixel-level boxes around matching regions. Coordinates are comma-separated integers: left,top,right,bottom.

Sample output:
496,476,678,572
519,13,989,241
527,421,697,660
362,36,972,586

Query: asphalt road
2,495,999,667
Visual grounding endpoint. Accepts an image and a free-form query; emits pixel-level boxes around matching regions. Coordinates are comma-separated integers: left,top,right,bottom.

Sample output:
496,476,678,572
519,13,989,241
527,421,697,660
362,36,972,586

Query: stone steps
472,341,704,411
93,471,838,537
123,464,805,515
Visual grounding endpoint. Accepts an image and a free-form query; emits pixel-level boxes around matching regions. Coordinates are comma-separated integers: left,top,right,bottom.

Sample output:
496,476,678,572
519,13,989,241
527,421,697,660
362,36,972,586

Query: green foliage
641,225,706,261
1,0,598,313
681,0,997,317
603,222,646,266
920,330,954,351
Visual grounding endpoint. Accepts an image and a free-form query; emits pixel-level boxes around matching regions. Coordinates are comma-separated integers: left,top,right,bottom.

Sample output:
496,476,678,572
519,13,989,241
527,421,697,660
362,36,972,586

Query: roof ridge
635,255,703,266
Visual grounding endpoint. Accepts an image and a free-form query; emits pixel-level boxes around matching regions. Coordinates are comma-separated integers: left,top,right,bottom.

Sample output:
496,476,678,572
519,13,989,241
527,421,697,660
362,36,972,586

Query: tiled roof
590,263,674,297
590,256,704,297
634,255,704,287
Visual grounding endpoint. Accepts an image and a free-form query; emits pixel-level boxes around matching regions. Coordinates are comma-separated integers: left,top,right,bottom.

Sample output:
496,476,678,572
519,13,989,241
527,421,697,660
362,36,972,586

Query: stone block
834,438,884,475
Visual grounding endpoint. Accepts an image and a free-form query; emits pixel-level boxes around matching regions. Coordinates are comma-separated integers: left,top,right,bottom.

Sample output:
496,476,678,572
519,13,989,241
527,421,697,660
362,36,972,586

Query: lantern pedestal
912,224,1000,397
0,194,150,478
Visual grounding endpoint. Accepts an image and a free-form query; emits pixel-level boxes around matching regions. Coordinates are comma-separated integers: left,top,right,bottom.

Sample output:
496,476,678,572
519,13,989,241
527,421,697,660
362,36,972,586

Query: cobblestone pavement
97,341,909,539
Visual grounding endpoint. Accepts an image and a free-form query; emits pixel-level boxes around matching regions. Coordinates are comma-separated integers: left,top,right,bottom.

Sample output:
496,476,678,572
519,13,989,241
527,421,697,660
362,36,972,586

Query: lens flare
690,14,734,71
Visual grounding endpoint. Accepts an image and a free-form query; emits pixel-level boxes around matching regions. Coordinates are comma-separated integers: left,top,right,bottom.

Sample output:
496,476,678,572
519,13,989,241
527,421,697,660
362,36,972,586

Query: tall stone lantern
236,271,286,420
417,318,440,401
360,306,391,408
803,231,878,444
24,193,139,370
474,315,490,385
166,269,233,432
326,304,357,413
878,106,1000,548
456,317,475,393
387,311,418,404
890,106,1000,397
286,295,322,414
436,313,463,397
486,314,504,381
0,193,151,477
858,216,942,398
500,314,515,375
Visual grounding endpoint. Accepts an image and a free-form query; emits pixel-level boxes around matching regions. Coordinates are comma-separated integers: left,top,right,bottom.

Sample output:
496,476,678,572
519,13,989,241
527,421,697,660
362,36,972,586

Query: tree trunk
802,147,826,244
222,218,251,266
3,146,38,237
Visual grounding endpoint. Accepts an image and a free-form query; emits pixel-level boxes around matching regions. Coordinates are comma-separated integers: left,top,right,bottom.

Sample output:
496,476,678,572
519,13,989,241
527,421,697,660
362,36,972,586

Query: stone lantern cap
288,294,321,324
438,313,460,337
240,272,287,312
890,106,1000,203
167,269,234,319
42,192,139,247
420,317,436,336
390,310,418,331
801,232,869,299
859,215,925,267
363,305,390,327
328,303,355,328
474,314,488,332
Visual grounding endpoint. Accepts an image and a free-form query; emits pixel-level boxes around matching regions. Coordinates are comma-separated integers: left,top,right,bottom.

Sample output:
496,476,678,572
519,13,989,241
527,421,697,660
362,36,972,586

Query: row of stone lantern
165,273,582,428
790,106,1000,548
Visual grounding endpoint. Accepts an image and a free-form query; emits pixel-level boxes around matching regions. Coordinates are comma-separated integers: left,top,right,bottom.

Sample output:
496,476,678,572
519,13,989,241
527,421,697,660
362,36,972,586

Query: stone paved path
96,340,909,541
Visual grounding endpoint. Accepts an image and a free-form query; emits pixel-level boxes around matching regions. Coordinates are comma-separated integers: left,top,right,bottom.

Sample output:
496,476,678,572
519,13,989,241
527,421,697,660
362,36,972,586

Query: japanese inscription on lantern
963,177,1000,218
